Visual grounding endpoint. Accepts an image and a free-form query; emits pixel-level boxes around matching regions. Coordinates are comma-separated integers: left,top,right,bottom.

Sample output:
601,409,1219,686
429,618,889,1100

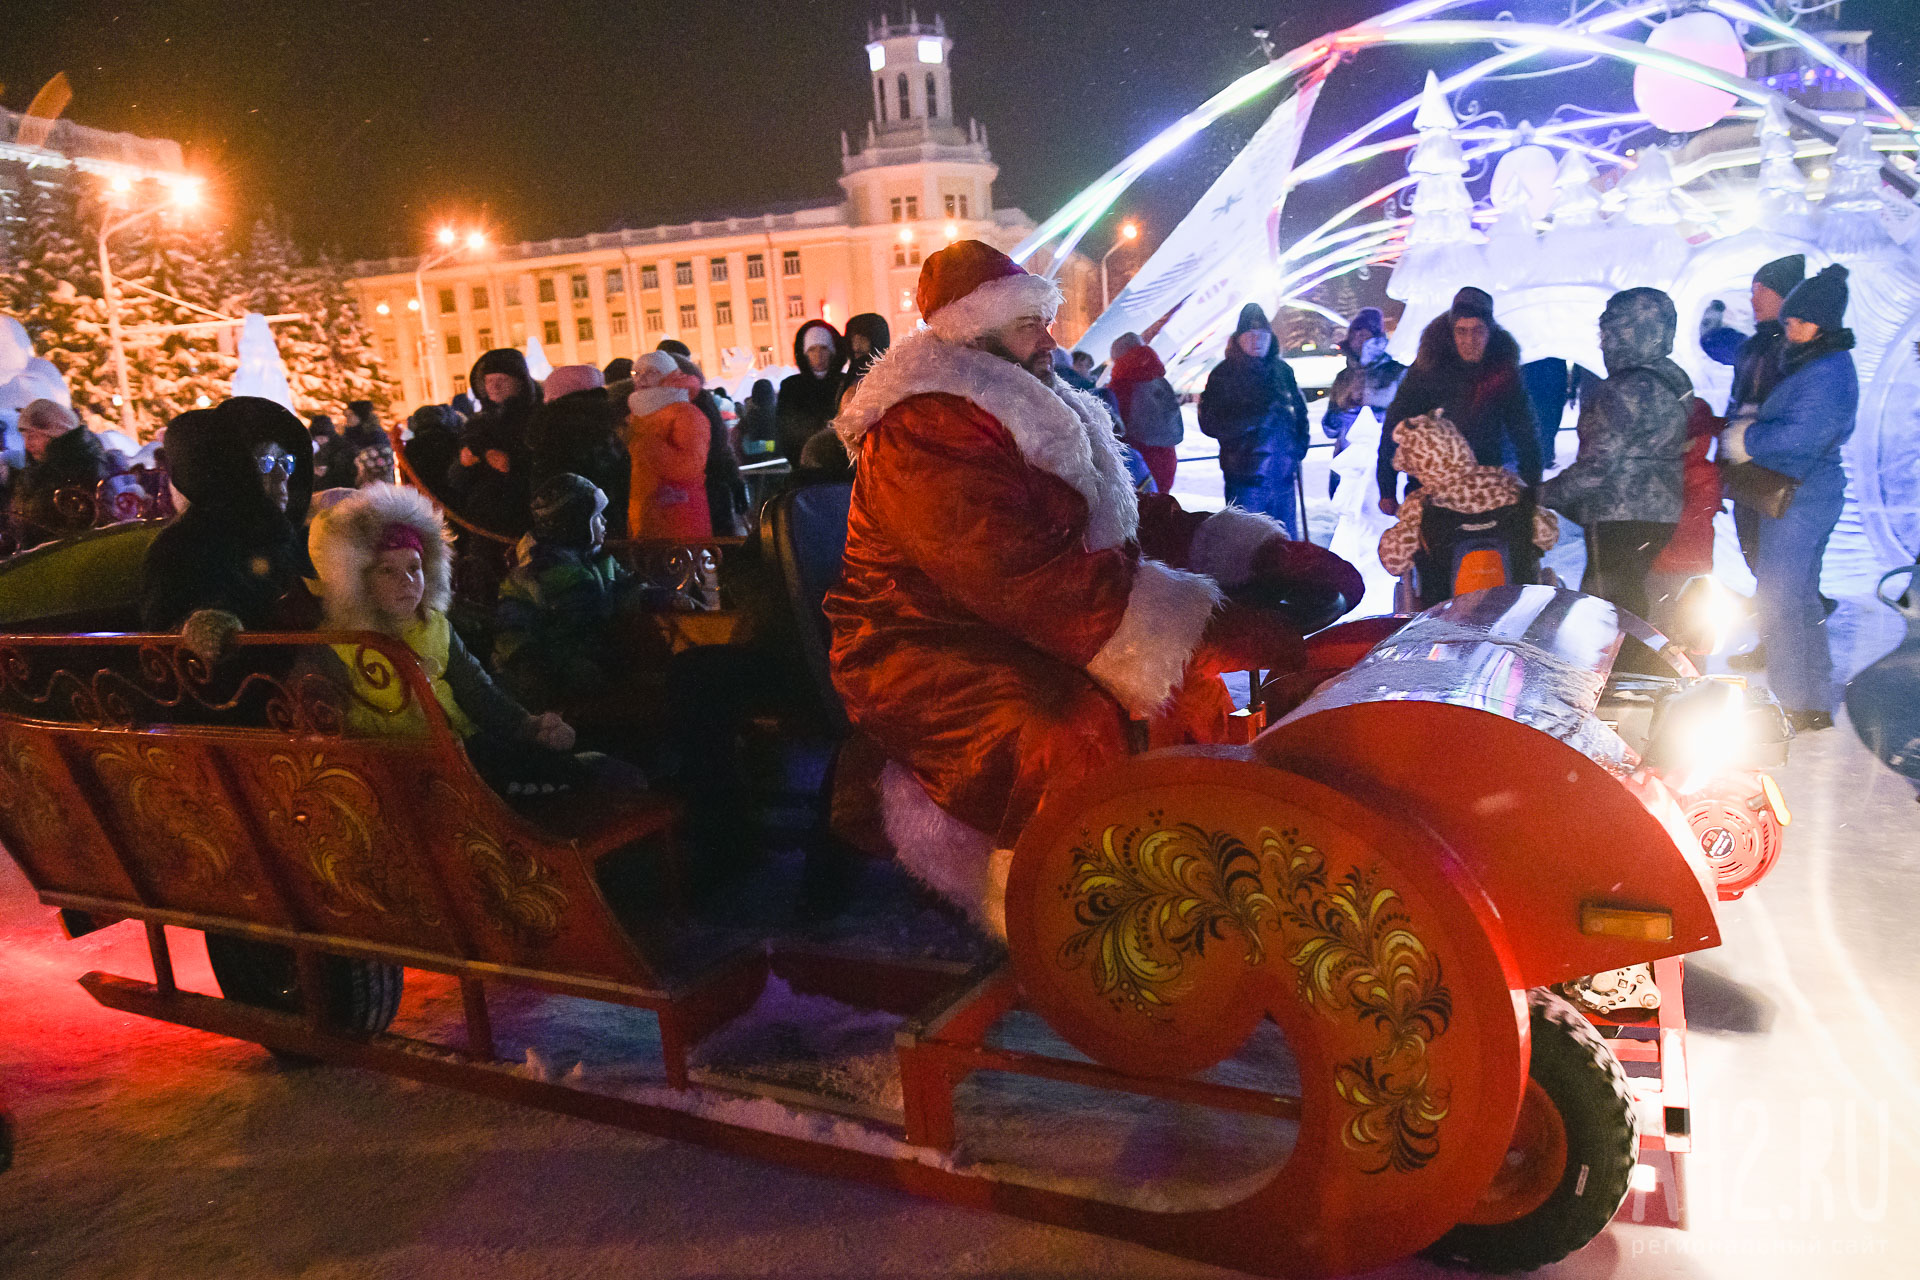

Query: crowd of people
3,245,1866,773
1352,257,1857,732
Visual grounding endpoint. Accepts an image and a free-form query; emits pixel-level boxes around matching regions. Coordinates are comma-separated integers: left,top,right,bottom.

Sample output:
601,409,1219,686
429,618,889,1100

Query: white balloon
1634,13,1746,134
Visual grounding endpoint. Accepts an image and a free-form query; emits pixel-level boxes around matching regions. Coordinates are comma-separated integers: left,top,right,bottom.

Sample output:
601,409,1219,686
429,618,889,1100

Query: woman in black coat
138,396,314,632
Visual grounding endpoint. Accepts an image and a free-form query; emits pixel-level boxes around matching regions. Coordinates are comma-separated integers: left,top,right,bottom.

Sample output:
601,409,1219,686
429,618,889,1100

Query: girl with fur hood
309,483,578,769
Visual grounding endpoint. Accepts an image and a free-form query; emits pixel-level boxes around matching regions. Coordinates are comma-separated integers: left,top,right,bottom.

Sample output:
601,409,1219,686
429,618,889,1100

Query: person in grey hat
1198,302,1310,534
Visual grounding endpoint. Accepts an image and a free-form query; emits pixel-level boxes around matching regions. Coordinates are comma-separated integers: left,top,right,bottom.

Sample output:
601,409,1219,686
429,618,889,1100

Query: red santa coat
825,331,1288,872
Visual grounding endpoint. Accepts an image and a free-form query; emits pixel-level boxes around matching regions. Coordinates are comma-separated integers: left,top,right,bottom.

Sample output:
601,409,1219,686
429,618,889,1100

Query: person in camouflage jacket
493,473,637,709
1542,287,1692,621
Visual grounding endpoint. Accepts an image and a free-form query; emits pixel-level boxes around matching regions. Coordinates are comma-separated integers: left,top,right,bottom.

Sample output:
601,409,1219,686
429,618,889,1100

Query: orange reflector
1454,549,1509,596
1760,774,1791,827
1581,903,1674,942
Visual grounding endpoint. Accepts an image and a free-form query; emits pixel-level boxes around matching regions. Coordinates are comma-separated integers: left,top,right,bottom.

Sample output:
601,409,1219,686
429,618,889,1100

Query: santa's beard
974,335,1056,384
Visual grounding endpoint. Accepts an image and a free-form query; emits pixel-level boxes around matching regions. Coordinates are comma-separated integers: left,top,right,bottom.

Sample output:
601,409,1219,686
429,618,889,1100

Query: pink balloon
1634,13,1747,134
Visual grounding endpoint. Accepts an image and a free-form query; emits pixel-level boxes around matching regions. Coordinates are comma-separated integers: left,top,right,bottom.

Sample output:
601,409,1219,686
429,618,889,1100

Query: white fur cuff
1085,559,1223,716
1188,507,1286,588
926,273,1064,343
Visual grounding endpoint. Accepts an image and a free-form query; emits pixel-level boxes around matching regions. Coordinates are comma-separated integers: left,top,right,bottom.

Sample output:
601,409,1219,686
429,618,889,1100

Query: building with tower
348,13,1096,409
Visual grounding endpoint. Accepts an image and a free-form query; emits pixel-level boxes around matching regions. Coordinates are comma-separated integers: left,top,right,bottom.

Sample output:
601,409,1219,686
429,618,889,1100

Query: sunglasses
257,454,296,477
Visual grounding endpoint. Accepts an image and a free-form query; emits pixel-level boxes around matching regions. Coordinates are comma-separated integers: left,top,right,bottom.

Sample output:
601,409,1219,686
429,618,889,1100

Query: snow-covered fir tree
3,171,398,438
112,194,236,428
6,175,117,420
307,249,396,417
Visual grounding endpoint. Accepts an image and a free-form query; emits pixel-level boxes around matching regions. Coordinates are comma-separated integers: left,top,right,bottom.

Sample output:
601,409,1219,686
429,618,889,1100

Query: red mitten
1251,537,1365,608
1190,602,1308,678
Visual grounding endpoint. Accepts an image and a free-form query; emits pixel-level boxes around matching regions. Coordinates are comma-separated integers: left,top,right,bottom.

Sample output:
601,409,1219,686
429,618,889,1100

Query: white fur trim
309,482,453,632
836,329,1139,551
925,272,1063,344
628,385,690,418
1187,507,1286,588
879,761,1006,937
1085,558,1222,716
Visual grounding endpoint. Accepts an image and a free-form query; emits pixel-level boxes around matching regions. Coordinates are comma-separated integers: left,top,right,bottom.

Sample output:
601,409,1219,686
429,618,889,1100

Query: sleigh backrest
0,631,675,997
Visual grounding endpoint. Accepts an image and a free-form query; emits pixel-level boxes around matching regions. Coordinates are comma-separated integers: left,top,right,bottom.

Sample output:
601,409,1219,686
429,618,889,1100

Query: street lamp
97,173,204,435
1100,221,1139,312
412,225,488,403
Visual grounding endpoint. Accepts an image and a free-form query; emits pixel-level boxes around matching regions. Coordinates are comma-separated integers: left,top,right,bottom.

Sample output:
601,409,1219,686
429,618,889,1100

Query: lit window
782,250,801,276
674,261,694,286
446,333,463,355
471,285,489,310
611,312,628,336
644,308,663,332
477,327,492,349
746,254,765,280
605,268,625,295
640,264,659,290
927,73,938,117
898,73,910,119
918,38,943,64
503,281,521,306
904,195,919,220
867,43,885,71
710,259,728,283
750,297,769,322
576,316,593,341
570,274,589,301
715,299,733,326
537,277,556,304
678,304,698,329
785,295,805,318
438,288,456,314
543,319,561,344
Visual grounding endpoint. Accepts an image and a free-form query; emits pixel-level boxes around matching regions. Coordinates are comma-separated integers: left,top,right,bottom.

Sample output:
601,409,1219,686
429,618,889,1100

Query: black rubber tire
1423,988,1640,1273
203,934,403,1058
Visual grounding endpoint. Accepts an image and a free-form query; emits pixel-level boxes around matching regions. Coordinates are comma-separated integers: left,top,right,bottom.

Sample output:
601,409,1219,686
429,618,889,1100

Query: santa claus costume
825,241,1361,935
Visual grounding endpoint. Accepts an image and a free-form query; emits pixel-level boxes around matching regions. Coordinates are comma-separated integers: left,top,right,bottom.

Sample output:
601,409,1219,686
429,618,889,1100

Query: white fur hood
309,482,454,631
834,329,1140,551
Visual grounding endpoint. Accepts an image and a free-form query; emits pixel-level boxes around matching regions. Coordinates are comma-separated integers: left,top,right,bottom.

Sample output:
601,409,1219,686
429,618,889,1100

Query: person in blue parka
1724,264,1857,731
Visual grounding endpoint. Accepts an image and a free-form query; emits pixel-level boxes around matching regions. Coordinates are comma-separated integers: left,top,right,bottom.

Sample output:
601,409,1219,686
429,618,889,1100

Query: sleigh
0,498,1789,1277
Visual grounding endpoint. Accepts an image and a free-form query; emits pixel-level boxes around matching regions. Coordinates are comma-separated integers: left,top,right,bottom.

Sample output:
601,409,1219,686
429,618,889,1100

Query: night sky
5,1,1919,264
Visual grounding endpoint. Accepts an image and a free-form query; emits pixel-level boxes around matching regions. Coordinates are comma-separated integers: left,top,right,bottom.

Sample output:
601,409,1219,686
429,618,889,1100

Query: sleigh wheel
205,934,403,1062
1423,988,1638,1273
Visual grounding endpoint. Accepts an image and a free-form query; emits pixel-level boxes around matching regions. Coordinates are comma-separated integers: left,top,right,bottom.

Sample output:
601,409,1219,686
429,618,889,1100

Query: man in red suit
825,241,1361,935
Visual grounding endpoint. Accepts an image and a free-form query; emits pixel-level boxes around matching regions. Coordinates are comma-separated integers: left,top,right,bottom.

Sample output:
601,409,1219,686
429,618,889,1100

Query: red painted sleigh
0,577,1787,1277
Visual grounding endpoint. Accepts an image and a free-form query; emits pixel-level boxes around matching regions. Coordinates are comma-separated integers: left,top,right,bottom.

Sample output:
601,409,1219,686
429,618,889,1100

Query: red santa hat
916,239,1063,343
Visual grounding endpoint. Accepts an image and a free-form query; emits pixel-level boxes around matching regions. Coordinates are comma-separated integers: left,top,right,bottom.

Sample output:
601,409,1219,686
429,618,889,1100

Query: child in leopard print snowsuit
1377,410,1558,578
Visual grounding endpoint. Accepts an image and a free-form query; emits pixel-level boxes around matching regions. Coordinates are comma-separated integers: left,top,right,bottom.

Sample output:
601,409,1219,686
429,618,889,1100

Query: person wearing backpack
1106,332,1184,494
1198,304,1309,535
